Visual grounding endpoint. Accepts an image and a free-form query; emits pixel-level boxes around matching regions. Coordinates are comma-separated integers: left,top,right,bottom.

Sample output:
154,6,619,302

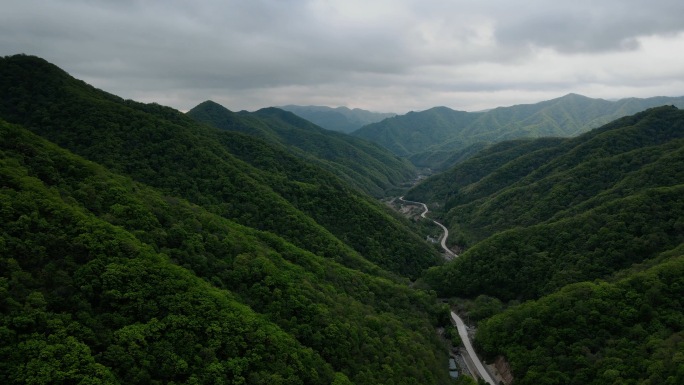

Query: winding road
398,197,456,258
398,197,495,384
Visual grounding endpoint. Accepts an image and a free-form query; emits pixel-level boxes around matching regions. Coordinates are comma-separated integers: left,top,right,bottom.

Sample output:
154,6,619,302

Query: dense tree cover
409,106,684,383
188,101,415,197
279,105,395,134
8,53,682,384
0,122,335,384
423,184,684,301
250,107,416,196
407,137,565,205
418,106,684,299
475,252,684,385
0,118,453,384
407,142,489,171
353,107,482,158
353,93,684,169
412,106,684,244
214,132,439,277
0,54,438,278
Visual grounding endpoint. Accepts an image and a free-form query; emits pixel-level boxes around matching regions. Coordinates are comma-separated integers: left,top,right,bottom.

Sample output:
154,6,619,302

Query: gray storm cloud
2,0,684,112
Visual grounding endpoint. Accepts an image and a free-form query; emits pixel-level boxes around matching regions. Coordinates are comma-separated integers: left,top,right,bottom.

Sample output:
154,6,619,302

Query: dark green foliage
407,137,564,205
0,117,452,384
417,106,684,300
353,106,482,158
354,93,684,169
218,132,438,276
425,185,684,301
188,100,415,197
412,106,684,384
461,295,505,323
453,376,479,385
0,124,334,384
0,55,454,384
0,54,438,279
475,253,684,385
408,142,489,170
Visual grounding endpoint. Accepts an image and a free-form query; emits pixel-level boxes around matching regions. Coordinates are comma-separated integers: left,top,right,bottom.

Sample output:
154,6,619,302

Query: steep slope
188,100,416,197
280,105,395,133
0,120,336,384
476,251,684,385
0,54,438,279
407,137,564,204
410,106,684,385
464,93,616,140
0,118,452,384
354,93,684,169
352,106,482,157
413,106,684,301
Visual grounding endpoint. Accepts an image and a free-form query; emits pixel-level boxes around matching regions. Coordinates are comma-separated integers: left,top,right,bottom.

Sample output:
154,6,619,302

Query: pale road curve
398,197,493,384
451,311,497,385
398,197,455,257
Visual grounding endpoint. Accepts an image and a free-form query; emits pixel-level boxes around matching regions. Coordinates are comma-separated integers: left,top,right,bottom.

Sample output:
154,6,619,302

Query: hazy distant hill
188,100,415,197
354,93,684,169
280,104,395,133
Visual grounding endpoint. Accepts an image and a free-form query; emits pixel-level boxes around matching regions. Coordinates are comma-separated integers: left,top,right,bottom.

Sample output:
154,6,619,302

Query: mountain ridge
0,54,438,278
353,92,684,169
279,104,396,133
0,54,452,384
407,105,684,384
0,117,450,384
188,100,416,197
4,53,683,385
411,105,684,300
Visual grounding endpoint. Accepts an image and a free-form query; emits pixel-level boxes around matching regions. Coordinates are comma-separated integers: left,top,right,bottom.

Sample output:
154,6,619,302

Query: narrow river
398,197,495,384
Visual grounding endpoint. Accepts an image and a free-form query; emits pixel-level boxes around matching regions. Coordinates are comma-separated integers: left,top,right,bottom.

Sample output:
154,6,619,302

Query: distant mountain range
352,93,684,169
188,101,414,197
279,105,396,133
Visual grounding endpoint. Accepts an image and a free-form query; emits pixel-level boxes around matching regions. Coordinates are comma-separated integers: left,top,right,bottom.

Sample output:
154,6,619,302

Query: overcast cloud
2,0,684,113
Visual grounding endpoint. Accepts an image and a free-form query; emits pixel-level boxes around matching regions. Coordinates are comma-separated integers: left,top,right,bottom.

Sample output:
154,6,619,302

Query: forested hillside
0,54,438,279
409,106,684,384
476,251,684,385
0,119,452,384
188,100,414,197
353,106,482,158
354,93,684,169
414,106,684,298
280,105,395,133
5,53,681,384
0,55,453,384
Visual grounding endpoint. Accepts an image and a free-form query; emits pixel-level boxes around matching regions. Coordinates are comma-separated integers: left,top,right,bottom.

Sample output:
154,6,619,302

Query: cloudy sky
3,0,684,113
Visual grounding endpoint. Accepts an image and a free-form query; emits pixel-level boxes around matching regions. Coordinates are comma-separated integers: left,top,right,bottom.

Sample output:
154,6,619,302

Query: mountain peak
556,93,592,101
192,100,232,112
562,92,585,98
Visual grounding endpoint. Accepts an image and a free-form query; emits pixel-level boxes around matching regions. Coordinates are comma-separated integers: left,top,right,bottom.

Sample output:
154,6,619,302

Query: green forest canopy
2,54,683,384
0,55,452,385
